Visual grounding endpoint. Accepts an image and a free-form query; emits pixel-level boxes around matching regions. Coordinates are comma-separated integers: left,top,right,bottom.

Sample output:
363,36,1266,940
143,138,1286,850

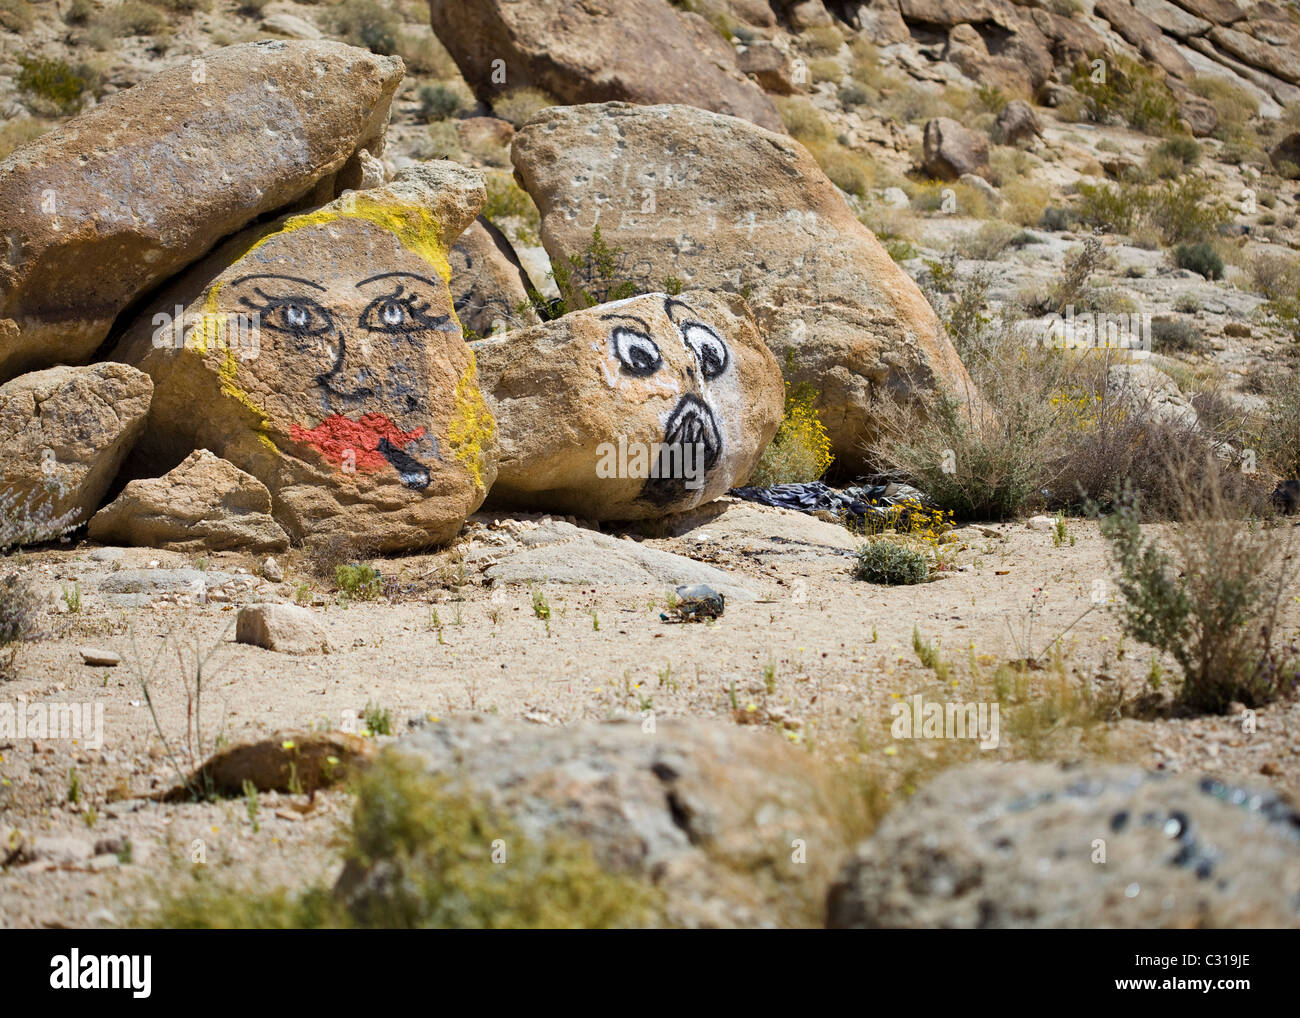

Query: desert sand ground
2,499,1297,927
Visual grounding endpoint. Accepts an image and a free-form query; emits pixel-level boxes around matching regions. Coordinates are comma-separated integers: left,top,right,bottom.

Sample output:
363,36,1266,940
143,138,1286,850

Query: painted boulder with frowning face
111,163,498,551
473,290,783,521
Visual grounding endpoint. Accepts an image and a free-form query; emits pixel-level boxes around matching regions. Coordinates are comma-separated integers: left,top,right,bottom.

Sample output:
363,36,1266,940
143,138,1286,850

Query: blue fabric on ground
728,479,932,528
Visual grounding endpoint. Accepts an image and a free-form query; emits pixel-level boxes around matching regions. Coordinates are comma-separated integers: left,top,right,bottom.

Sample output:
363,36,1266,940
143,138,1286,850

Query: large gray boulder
827,763,1300,928
342,716,847,927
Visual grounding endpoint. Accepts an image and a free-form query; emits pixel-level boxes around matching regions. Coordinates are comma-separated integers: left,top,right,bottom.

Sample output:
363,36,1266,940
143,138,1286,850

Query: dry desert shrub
1099,466,1300,713
868,300,1268,522
490,87,556,127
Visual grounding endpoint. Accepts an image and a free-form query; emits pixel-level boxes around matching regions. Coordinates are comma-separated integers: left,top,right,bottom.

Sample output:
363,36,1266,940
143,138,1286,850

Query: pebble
262,556,284,582
78,647,121,667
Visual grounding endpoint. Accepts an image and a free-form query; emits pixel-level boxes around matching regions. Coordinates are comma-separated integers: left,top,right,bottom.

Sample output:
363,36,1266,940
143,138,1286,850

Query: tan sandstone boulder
511,103,978,474
426,0,783,133
474,291,782,521
0,40,404,383
111,163,498,551
0,363,152,528
922,117,992,182
449,217,540,339
88,449,290,553
235,603,333,656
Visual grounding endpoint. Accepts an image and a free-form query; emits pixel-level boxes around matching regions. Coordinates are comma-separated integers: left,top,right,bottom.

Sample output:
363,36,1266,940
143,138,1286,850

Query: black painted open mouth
640,394,722,505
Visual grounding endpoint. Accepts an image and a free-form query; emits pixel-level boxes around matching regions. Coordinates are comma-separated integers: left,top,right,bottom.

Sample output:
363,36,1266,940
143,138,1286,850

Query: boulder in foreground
827,762,1300,928
343,715,847,927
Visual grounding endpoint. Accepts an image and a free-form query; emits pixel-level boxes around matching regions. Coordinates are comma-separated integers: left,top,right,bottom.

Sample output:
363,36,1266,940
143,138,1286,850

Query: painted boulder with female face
113,163,498,550
473,290,783,521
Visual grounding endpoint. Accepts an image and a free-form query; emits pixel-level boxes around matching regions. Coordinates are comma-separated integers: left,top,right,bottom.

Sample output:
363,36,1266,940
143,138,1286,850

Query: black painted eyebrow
227,273,326,291
599,313,650,330
356,271,443,288
664,297,702,323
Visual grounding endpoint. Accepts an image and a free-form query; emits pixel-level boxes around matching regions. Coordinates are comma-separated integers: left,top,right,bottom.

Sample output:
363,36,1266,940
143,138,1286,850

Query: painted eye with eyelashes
611,327,663,376
238,290,335,343
358,284,449,334
681,321,729,380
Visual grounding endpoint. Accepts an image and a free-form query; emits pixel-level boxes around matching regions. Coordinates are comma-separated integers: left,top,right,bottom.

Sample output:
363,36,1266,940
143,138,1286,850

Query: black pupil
629,344,655,370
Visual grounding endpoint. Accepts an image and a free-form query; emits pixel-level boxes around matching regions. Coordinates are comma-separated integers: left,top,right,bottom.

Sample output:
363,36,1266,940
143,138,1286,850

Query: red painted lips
290,412,426,474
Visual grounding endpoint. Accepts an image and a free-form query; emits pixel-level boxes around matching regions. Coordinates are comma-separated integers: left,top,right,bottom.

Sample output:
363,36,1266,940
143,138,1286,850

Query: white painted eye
612,327,662,376
682,322,729,380
286,306,309,328
381,302,404,326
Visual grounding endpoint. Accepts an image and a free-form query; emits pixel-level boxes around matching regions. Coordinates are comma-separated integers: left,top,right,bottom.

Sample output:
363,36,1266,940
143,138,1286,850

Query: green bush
1074,177,1229,244
416,83,463,123
1173,242,1223,280
336,563,381,601
106,1,169,35
1039,205,1072,232
1147,177,1230,244
956,221,1019,261
1070,56,1179,135
1074,181,1142,234
327,0,400,54
1251,252,1300,342
805,139,873,197
1150,315,1204,353
1154,135,1200,167
1098,485,1299,712
775,96,833,145
853,539,929,585
1188,74,1259,147
16,56,88,116
0,0,34,32
868,368,1065,522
